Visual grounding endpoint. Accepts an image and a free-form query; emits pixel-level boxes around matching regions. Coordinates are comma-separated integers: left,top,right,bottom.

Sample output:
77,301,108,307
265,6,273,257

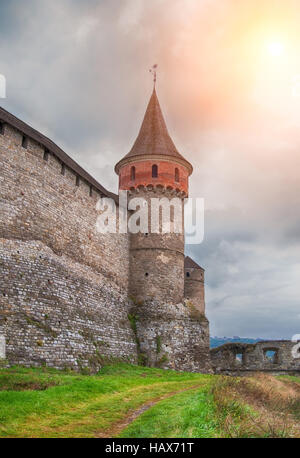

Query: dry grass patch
212,374,300,438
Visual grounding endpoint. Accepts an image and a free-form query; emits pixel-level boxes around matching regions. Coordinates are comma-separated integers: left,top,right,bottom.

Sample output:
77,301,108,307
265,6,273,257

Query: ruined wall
130,299,212,373
211,341,300,376
0,121,137,370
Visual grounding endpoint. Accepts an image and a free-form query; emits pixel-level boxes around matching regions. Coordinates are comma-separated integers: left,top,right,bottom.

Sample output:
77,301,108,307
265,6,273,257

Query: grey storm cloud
0,0,300,338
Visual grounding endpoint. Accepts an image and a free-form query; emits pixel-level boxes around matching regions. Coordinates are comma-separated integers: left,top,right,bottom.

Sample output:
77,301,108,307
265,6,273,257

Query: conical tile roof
115,89,192,174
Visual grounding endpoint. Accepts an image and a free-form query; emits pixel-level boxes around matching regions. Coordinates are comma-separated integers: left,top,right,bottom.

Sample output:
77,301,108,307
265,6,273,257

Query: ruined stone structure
211,341,300,376
0,88,211,373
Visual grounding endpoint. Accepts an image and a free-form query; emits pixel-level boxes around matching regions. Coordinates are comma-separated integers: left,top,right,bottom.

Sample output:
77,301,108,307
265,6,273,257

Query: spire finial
149,64,158,88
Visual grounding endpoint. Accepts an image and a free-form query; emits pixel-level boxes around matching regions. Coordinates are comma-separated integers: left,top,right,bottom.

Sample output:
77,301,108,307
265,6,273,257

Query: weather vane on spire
149,64,158,87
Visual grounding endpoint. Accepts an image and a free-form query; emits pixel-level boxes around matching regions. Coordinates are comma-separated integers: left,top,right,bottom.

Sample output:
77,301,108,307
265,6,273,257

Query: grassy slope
119,385,220,438
0,365,299,438
121,374,300,438
0,364,213,438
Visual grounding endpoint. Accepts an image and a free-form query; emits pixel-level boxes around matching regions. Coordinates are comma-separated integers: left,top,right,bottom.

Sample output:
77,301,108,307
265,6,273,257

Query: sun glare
267,41,285,57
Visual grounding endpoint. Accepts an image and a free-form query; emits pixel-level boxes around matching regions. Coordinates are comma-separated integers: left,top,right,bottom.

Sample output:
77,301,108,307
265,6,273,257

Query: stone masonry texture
211,341,300,375
1,89,296,375
130,299,211,373
0,122,137,371
0,110,211,373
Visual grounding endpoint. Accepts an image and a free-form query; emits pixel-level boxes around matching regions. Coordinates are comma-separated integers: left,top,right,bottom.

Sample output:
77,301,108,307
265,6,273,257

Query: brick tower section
115,89,193,304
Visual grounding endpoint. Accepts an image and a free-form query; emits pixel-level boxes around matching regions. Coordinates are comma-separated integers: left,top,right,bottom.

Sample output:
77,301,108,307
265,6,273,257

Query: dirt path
95,384,202,438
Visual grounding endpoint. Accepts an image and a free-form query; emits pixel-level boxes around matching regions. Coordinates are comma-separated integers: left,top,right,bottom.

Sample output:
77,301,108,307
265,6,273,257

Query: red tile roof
115,89,192,174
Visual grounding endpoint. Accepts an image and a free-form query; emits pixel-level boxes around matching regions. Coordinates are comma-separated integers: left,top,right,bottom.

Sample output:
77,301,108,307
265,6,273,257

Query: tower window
152,164,158,178
76,176,80,186
175,168,179,182
186,272,190,277
22,135,28,149
145,272,149,277
0,122,4,135
61,163,65,175
131,166,136,181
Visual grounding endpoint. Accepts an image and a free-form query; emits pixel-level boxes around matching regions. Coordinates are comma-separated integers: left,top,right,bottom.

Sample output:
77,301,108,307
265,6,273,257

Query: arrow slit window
131,166,135,181
152,164,158,178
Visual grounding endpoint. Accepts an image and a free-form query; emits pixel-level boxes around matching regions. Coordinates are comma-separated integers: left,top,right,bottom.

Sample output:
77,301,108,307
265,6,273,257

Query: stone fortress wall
0,105,211,373
0,111,137,371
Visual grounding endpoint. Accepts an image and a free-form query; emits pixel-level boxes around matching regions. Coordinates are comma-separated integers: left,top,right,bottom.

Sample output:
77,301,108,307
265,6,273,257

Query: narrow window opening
76,176,80,187
186,272,190,278
131,166,136,181
61,164,65,175
22,135,28,149
235,353,243,364
145,272,149,277
152,164,158,178
175,168,179,182
0,122,4,135
89,185,93,197
43,149,49,161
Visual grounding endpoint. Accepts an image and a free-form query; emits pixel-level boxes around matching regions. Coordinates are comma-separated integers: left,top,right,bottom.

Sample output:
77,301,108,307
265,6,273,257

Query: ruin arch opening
263,348,279,364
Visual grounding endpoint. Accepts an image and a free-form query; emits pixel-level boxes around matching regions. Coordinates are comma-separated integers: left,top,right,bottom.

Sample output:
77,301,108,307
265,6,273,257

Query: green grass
0,364,213,438
1,364,298,438
278,375,300,384
0,366,76,391
119,383,220,438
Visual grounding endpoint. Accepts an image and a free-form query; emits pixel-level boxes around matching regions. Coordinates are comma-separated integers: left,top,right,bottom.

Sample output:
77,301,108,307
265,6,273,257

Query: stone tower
184,256,205,313
115,88,193,303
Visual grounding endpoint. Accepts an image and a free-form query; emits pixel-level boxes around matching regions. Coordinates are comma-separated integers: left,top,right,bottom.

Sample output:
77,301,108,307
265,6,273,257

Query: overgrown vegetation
128,313,138,335
155,336,162,354
24,313,57,337
128,313,147,366
211,374,300,437
121,373,300,438
0,365,299,438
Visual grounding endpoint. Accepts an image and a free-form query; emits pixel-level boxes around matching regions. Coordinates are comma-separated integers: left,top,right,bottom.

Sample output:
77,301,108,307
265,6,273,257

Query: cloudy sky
1,0,300,339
